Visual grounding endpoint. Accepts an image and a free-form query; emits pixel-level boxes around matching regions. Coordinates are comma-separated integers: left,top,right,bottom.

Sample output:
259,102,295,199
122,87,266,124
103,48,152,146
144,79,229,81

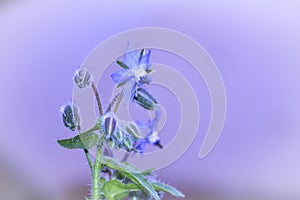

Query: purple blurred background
1,0,300,199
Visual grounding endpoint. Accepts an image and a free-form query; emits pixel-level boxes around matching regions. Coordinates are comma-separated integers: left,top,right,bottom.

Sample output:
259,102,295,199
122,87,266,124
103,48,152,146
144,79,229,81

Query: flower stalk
92,145,103,200
91,82,103,115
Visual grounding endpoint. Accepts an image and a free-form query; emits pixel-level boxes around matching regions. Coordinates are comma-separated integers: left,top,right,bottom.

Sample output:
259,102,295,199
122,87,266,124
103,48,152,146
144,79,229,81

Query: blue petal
135,120,151,129
148,107,161,130
147,133,160,144
122,80,136,105
138,50,151,70
136,139,147,154
111,69,134,84
124,43,139,68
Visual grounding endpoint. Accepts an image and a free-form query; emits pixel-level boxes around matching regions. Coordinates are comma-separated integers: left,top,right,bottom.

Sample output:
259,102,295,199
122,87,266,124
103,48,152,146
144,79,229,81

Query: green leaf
102,156,160,200
116,60,129,69
142,168,156,176
102,180,140,200
124,172,160,200
152,182,185,198
57,132,98,149
102,156,141,174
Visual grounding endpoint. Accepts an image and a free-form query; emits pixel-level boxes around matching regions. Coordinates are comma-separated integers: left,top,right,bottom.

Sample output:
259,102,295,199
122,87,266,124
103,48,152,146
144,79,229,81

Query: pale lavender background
1,0,300,199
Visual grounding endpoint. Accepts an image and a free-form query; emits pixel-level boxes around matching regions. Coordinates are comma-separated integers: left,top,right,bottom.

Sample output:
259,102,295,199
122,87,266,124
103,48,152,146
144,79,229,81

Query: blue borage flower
136,107,163,153
111,43,153,103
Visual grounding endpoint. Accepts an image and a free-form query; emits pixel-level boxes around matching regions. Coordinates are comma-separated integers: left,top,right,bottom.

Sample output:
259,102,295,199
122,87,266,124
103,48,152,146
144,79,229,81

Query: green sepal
146,69,153,73
134,88,158,110
139,49,145,60
116,60,129,69
125,122,142,138
116,81,126,88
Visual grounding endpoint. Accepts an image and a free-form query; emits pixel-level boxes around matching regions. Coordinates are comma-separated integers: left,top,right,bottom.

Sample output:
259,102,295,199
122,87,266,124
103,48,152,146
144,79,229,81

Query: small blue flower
111,43,152,103
136,107,163,153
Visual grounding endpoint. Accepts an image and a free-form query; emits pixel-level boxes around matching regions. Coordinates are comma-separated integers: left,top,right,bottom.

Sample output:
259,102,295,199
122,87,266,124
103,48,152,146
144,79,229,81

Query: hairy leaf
152,182,185,198
102,180,140,200
102,156,140,174
102,156,160,200
57,132,98,149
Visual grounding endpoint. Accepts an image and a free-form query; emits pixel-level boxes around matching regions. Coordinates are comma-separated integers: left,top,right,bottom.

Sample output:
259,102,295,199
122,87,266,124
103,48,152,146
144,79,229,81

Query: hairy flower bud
112,129,124,145
74,68,92,88
123,134,136,151
100,112,117,138
60,103,80,131
133,88,157,110
125,122,142,138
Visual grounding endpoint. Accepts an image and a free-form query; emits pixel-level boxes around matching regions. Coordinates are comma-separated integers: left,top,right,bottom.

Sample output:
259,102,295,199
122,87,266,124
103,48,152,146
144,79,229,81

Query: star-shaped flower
111,43,153,103
136,107,163,153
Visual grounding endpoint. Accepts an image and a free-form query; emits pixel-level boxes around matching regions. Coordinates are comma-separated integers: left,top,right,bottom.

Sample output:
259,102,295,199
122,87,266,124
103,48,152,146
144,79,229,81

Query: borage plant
58,44,185,200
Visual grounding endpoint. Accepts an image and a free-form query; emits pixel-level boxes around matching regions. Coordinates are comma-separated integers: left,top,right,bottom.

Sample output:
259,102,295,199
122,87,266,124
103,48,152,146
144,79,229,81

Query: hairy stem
113,90,123,113
91,82,103,115
84,149,93,172
92,145,103,200
78,125,94,174
121,152,130,163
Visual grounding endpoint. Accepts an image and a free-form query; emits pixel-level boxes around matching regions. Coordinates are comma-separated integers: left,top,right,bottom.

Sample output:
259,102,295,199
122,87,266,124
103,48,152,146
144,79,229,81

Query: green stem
79,125,94,175
84,149,93,172
80,123,100,135
91,82,103,115
113,90,123,113
92,145,103,200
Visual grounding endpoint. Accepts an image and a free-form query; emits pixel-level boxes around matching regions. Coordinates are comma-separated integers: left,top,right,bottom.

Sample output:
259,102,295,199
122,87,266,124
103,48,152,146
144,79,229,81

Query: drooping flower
136,107,163,153
60,103,80,131
111,43,153,103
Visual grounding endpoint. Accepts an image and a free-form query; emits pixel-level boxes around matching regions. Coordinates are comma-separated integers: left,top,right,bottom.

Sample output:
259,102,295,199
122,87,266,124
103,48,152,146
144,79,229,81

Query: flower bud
133,88,157,110
125,122,142,138
112,128,124,144
74,68,92,88
123,134,136,152
60,103,80,131
107,137,117,149
101,114,117,138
